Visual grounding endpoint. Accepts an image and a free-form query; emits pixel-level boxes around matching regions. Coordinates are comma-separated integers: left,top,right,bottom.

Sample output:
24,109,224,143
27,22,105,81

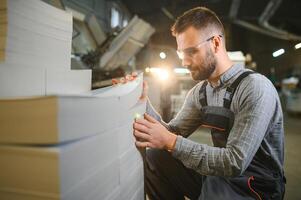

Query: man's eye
185,48,198,56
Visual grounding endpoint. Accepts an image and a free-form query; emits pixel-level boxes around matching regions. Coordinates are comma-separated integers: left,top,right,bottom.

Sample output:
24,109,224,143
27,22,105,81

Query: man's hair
171,7,225,37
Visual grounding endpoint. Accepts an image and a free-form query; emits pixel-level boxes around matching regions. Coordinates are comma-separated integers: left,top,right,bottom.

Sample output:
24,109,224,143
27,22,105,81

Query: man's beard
188,49,216,81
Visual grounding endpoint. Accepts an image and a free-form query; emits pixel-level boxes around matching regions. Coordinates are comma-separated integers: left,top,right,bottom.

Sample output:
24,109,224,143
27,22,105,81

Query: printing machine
69,10,155,88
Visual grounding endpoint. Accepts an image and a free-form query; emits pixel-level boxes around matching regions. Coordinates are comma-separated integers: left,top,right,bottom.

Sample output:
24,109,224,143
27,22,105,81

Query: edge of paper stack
0,1,145,199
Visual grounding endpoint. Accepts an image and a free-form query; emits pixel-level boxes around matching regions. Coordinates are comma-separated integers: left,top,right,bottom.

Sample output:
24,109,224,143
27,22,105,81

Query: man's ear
212,35,222,53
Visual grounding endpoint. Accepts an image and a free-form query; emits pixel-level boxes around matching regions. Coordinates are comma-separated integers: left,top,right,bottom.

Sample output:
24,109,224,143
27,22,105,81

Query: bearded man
134,7,286,200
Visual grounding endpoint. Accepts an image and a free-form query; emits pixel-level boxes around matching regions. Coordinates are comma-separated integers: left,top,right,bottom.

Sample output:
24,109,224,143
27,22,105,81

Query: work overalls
198,71,285,200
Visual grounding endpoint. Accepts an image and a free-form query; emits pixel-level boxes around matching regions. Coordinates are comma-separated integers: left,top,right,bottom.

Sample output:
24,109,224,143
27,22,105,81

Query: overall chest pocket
200,106,235,147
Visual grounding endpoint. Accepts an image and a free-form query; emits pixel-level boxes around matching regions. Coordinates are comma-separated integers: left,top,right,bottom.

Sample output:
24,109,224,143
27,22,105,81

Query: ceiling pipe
229,0,301,41
258,0,301,41
233,19,301,40
258,0,285,34
161,7,175,21
229,0,241,20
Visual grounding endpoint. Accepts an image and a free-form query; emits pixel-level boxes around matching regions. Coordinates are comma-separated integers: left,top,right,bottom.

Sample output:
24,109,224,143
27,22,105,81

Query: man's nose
181,56,191,67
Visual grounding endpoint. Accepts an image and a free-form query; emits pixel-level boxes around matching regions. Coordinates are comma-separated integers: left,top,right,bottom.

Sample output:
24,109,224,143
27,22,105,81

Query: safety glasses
177,34,222,60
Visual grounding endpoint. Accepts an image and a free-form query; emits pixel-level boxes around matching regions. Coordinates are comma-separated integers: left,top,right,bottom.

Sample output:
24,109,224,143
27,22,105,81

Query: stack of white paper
0,74,145,200
0,0,145,199
0,66,91,98
0,66,45,98
46,69,91,95
0,0,8,61
0,0,91,98
0,74,143,144
5,0,72,69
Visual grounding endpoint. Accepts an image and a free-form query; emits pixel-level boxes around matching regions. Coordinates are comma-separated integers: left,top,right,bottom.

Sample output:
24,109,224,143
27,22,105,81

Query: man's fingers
126,74,136,81
135,118,154,128
119,77,127,84
133,130,151,141
112,72,138,86
132,71,138,77
134,122,149,133
112,79,119,85
144,113,158,123
135,141,152,148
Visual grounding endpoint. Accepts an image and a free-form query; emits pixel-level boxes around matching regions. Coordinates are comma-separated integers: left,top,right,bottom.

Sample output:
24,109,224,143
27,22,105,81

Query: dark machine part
91,67,126,89
81,28,120,69
75,27,129,88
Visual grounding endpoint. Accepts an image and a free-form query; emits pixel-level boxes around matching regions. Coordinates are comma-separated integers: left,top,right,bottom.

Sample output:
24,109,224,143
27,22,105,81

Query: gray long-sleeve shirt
147,64,284,177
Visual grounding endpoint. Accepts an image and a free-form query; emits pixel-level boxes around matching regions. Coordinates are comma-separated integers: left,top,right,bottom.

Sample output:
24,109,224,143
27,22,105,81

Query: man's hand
112,72,138,85
133,113,177,151
111,72,148,101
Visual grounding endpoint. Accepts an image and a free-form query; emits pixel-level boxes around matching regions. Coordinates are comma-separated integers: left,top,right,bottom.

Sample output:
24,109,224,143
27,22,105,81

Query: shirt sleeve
167,85,203,137
172,74,278,177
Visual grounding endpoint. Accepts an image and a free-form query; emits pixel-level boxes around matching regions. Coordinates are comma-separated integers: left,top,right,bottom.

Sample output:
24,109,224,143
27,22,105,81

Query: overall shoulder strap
199,81,208,107
223,71,255,109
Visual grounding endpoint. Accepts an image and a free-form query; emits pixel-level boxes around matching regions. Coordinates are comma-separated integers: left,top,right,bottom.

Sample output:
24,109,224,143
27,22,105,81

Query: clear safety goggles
176,34,223,60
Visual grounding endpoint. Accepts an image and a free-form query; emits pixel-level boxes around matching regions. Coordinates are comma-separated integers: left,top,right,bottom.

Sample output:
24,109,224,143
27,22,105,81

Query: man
134,7,285,200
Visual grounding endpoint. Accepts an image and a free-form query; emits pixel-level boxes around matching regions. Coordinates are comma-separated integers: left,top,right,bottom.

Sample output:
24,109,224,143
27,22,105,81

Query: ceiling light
295,43,301,49
272,49,285,57
159,52,166,59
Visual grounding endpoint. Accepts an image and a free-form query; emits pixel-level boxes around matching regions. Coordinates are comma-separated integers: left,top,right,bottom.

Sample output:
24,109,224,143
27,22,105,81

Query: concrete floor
282,114,301,200
188,114,301,200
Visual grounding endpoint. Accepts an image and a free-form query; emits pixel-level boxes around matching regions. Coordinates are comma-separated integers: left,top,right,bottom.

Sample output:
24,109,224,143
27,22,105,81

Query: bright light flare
159,70,169,80
134,113,142,119
174,68,190,74
147,67,170,81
